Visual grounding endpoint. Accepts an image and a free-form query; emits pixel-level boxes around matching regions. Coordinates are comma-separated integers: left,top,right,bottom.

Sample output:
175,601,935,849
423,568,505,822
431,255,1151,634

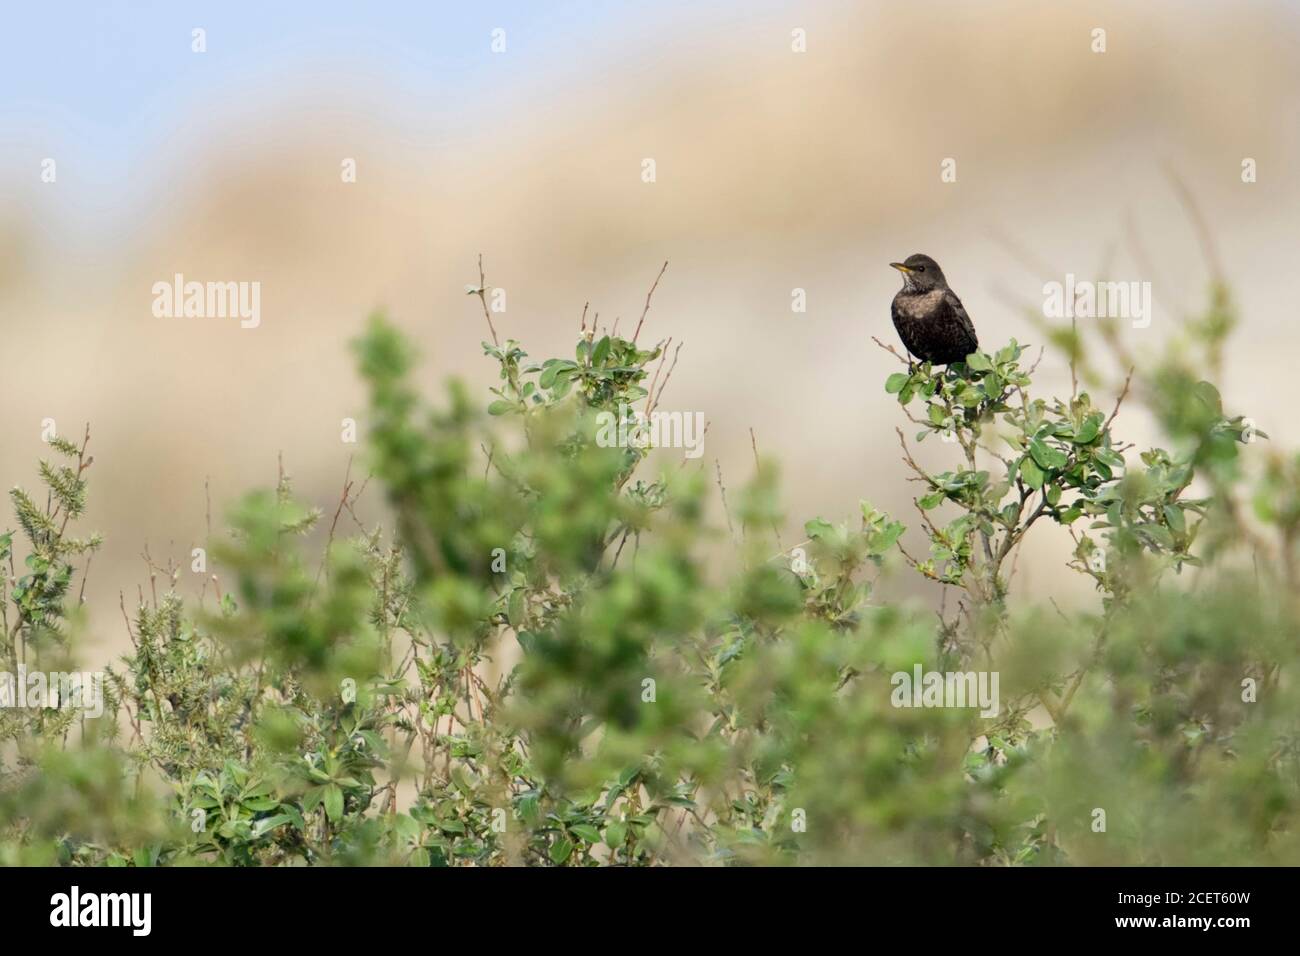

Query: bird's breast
893,289,947,320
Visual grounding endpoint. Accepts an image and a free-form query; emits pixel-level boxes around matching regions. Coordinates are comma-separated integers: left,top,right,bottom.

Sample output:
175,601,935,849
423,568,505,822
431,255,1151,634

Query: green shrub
2,274,1296,866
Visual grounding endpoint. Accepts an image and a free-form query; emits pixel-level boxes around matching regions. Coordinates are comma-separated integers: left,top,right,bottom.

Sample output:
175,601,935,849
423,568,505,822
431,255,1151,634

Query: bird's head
890,254,947,292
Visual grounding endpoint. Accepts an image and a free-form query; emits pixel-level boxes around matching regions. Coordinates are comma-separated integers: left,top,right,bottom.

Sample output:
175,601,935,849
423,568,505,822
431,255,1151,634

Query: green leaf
506,587,525,629
1074,415,1103,445
1020,458,1045,490
550,837,574,864
966,352,993,372
393,813,421,843
1138,523,1175,550
1095,447,1125,469
323,785,344,823
918,491,945,510
1029,438,1068,471
871,521,906,553
1163,504,1186,534
252,814,294,837
569,824,602,844
1194,380,1223,416
487,399,514,416
517,792,540,824
995,342,1021,365
885,372,910,394
804,518,834,540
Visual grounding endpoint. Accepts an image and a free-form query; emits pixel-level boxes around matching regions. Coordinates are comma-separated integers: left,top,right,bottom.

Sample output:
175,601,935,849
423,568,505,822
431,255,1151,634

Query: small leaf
506,588,525,629
252,814,294,837
1073,415,1103,445
871,521,906,553
550,838,574,864
1020,458,1045,490
1163,504,1186,534
323,785,344,824
918,491,945,510
518,792,540,823
570,824,602,844
1095,447,1125,469
804,518,834,540
1029,438,1068,471
1193,380,1223,416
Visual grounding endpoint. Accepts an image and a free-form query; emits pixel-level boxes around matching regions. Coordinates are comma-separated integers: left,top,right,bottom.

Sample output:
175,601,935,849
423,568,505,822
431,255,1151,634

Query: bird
889,254,979,367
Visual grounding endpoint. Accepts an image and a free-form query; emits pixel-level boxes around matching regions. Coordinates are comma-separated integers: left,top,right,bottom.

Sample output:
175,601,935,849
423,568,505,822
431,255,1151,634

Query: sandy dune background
2,1,1298,663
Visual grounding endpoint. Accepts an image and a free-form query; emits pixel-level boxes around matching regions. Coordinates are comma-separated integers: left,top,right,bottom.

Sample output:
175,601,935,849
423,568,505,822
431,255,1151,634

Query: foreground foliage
2,274,1297,866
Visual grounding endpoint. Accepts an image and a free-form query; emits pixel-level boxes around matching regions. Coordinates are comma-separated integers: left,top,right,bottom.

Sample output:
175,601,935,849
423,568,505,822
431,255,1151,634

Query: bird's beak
889,262,913,273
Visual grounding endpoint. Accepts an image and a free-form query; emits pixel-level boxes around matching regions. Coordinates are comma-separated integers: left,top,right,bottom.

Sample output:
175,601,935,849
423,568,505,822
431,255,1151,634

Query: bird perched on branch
889,254,978,367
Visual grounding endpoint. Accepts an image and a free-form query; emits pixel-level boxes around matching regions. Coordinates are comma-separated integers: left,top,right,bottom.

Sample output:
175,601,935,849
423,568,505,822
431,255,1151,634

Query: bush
1,271,1296,866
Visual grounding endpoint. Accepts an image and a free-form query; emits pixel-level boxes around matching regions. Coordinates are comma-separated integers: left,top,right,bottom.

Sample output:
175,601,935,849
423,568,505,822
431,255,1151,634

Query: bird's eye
916,265,925,272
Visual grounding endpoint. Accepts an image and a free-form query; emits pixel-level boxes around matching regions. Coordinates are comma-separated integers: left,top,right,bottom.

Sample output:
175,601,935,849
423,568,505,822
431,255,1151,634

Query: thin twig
872,336,909,366
632,261,668,344
649,342,683,416
312,456,355,596
643,337,671,414
1069,315,1079,399
475,254,500,347
1105,366,1135,429
714,460,736,540
895,427,936,487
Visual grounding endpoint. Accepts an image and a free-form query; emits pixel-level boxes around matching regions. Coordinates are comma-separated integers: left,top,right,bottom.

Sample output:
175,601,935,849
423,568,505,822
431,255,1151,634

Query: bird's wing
943,289,979,353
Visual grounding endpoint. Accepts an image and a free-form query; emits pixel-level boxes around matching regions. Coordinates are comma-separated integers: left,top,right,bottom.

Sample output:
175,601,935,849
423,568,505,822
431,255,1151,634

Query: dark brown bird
889,254,978,367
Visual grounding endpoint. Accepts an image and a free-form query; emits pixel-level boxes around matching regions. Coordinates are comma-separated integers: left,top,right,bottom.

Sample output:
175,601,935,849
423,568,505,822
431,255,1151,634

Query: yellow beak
890,262,913,273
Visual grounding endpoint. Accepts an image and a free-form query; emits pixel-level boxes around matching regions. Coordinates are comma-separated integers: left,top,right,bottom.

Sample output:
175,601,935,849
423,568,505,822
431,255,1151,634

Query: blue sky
3,2,667,127
0,0,787,232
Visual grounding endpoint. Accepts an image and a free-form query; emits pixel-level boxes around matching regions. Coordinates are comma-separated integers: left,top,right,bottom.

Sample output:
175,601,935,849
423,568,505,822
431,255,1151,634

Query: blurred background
2,0,1298,663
